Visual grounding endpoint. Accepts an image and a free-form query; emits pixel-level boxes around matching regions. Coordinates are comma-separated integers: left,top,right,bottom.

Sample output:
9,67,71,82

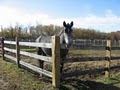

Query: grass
0,57,120,90
1,48,120,90
20,47,36,52
0,59,54,90
104,75,120,85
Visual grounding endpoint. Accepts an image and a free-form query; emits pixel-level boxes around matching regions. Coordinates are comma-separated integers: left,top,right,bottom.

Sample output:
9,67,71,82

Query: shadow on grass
60,78,120,90
108,77,120,85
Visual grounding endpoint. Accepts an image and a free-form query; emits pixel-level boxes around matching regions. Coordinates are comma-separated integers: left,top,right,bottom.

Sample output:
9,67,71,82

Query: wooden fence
0,36,61,88
73,39,120,46
62,40,120,78
0,37,120,88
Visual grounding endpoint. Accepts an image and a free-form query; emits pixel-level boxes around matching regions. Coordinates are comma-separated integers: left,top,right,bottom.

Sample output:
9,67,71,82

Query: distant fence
0,37,120,88
63,40,120,78
73,39,120,46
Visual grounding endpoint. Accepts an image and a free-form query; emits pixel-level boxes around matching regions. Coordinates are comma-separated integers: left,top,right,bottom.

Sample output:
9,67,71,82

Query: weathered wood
4,54,17,62
20,51,52,63
1,37,5,60
110,65,120,69
4,46,120,63
4,47,52,62
19,42,52,48
63,67,105,78
105,40,111,77
4,40,16,45
4,54,52,78
16,37,20,68
71,45,106,50
111,47,120,50
4,47,16,53
63,57,106,63
52,36,60,88
111,56,120,60
63,56,120,63
20,60,52,78
71,44,120,50
4,40,52,48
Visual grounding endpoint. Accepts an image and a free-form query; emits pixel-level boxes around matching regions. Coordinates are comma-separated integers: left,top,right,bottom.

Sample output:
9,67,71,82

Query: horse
36,21,74,73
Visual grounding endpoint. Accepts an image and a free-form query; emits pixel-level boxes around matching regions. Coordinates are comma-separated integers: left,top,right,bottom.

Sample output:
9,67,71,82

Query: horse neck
58,30,65,44
58,29,64,36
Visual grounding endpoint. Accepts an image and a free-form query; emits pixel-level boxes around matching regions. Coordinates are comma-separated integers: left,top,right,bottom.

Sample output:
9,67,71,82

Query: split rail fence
63,40,120,78
0,36,61,88
0,37,120,88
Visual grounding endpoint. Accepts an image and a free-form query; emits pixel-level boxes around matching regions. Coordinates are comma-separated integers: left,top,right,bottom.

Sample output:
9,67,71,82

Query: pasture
0,37,120,90
0,49,120,90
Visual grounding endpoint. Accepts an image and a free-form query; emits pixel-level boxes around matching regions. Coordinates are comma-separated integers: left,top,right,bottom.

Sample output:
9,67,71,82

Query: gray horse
36,21,74,73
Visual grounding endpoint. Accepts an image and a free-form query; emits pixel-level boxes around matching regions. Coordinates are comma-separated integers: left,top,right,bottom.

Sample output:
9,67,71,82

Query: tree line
0,24,120,40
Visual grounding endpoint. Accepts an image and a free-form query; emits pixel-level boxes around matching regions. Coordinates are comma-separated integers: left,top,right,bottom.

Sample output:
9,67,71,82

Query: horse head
62,21,74,48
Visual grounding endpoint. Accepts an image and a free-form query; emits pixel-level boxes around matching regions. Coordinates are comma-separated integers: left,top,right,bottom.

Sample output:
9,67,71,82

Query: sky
0,0,120,32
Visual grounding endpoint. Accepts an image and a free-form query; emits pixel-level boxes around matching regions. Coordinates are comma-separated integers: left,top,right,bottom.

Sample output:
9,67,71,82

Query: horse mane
59,30,64,36
54,30,64,36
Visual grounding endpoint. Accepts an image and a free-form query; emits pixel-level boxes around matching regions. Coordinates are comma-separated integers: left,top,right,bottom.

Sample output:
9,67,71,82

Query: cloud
0,6,120,32
73,13,120,32
0,6,48,27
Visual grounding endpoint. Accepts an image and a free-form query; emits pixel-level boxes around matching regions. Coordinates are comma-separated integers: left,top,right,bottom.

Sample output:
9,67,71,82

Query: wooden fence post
52,36,60,88
16,37,20,68
1,37,5,60
105,40,111,77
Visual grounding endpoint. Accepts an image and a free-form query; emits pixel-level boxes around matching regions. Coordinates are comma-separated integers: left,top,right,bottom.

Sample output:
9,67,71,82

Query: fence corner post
52,36,60,88
1,37,5,60
105,40,111,77
16,37,20,68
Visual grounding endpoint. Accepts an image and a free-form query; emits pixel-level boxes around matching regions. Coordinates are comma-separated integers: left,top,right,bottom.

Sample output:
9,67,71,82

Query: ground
0,48,120,90
0,58,120,90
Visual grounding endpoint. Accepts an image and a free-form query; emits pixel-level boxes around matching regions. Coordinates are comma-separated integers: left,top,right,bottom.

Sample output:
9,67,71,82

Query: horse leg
37,48,44,69
37,48,45,77
60,57,65,74
40,50,46,69
60,50,68,74
60,61,64,73
39,61,44,69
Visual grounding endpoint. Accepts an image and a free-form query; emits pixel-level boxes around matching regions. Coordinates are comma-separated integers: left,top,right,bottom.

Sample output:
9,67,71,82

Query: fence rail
0,37,120,88
63,67,106,78
63,56,120,63
0,36,60,88
63,40,120,78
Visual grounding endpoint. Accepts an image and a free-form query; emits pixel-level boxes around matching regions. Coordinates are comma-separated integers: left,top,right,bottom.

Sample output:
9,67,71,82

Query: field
0,48,120,90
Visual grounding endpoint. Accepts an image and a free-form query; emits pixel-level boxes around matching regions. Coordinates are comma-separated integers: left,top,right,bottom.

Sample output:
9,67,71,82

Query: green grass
0,59,54,90
21,48,36,52
104,75,120,85
1,48,120,90
0,58,120,90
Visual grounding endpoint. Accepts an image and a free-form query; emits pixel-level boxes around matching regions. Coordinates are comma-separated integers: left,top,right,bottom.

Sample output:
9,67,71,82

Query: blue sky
0,0,120,32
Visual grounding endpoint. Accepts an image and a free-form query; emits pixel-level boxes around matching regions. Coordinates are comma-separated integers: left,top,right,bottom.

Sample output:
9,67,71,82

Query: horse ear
70,21,73,27
63,21,66,27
